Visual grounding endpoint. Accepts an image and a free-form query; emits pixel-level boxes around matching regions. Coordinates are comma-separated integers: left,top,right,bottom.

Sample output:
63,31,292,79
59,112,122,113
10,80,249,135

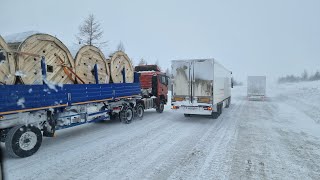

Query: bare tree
117,41,125,52
155,59,161,71
165,68,170,76
301,69,308,81
77,14,107,47
138,58,147,65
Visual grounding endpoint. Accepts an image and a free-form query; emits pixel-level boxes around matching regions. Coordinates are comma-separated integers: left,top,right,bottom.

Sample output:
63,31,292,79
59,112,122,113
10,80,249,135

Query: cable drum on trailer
75,45,110,84
10,33,75,84
109,51,134,83
0,36,16,85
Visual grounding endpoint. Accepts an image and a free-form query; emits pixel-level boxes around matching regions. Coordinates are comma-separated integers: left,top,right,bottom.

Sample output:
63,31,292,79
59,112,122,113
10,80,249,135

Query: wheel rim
126,109,133,121
137,107,143,117
19,131,37,151
160,103,164,110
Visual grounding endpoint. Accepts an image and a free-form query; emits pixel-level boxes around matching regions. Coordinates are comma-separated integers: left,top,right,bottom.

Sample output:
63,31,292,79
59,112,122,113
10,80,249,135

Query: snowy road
2,83,320,180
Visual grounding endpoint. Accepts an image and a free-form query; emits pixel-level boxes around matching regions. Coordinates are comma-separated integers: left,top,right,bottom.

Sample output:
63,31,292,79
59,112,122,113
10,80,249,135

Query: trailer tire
120,106,134,124
136,104,144,120
5,125,42,158
156,101,165,113
211,104,222,119
225,98,231,108
211,112,219,119
219,103,223,114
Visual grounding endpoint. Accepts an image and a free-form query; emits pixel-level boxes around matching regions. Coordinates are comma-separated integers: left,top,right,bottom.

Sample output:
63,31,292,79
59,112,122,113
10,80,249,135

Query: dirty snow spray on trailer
171,59,232,118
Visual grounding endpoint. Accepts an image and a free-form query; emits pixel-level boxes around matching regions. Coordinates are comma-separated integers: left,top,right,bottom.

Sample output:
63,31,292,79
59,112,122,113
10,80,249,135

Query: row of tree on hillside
278,70,320,83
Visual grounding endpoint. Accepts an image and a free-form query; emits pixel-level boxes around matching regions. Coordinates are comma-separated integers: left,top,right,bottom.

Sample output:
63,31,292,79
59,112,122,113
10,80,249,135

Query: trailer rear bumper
247,95,265,101
171,105,213,115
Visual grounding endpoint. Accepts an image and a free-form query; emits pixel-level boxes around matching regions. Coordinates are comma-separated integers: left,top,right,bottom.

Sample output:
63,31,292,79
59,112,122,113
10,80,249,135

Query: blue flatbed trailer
0,56,149,157
0,81,146,158
0,82,141,116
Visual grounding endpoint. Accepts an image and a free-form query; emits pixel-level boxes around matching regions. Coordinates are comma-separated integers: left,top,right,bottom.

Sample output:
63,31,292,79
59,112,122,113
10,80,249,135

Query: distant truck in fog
171,59,233,119
247,76,266,100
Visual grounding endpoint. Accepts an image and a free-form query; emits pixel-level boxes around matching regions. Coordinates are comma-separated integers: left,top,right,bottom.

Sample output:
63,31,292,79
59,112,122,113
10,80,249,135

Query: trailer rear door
172,60,191,99
172,59,213,104
192,59,214,99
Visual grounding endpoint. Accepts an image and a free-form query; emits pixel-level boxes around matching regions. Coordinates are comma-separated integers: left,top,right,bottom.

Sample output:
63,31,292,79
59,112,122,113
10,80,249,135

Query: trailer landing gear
5,125,42,158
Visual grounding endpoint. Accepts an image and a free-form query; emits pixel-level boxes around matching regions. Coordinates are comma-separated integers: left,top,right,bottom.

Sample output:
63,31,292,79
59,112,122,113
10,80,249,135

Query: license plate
186,107,197,110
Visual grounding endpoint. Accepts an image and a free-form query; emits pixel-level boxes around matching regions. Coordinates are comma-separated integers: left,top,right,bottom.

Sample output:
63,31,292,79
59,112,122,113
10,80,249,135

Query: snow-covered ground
1,81,320,180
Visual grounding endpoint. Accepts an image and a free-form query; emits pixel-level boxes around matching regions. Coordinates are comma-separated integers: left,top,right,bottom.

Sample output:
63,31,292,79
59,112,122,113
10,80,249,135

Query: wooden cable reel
13,33,75,84
75,45,110,84
0,36,16,85
109,51,134,83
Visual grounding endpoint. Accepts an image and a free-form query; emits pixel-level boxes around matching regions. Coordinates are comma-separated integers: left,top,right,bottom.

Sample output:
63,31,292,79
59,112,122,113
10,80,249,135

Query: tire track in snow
165,100,245,180
3,111,178,180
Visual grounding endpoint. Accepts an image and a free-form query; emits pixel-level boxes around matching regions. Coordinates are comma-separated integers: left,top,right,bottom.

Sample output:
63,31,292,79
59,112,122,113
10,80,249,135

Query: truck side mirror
231,78,234,88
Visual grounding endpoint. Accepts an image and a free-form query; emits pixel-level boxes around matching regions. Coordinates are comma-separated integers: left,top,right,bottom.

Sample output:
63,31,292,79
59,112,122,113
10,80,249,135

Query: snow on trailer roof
171,58,232,73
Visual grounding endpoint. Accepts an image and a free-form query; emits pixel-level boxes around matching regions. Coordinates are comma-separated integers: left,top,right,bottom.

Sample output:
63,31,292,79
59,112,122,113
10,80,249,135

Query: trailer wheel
156,101,165,113
225,98,231,108
219,103,223,114
5,125,42,158
136,104,144,120
120,106,134,124
211,112,219,119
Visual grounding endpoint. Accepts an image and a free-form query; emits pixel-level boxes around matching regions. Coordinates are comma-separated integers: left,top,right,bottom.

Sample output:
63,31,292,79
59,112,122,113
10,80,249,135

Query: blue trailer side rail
0,83,141,115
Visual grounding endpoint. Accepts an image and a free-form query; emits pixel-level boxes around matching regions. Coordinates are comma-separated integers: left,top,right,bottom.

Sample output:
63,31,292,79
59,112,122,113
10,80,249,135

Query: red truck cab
135,65,169,113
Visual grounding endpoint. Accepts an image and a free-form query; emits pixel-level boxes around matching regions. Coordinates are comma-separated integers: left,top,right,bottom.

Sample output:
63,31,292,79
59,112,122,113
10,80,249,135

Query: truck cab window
161,76,167,85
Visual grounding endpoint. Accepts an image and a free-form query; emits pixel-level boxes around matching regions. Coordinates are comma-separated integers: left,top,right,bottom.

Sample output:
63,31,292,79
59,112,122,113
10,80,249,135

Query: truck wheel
136,104,144,120
184,114,191,117
5,125,42,158
211,112,219,119
120,106,134,124
225,98,231,108
156,101,164,113
219,103,223,114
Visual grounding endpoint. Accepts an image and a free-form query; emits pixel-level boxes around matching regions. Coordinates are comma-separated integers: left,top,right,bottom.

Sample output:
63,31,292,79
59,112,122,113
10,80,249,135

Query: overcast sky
1,0,319,82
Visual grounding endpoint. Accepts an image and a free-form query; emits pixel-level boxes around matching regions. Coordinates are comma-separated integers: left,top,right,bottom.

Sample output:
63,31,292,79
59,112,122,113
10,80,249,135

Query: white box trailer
171,59,232,118
247,76,266,100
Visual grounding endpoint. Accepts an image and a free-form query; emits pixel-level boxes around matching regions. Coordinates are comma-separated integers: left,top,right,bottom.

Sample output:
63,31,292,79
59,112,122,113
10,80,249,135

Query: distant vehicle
171,59,232,118
247,76,266,100
134,65,169,113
